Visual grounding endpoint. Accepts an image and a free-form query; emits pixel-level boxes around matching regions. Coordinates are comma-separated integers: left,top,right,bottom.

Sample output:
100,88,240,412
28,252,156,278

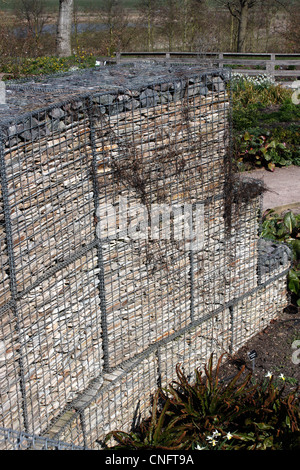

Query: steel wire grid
91,73,230,369
0,425,88,450
0,96,105,435
0,66,291,448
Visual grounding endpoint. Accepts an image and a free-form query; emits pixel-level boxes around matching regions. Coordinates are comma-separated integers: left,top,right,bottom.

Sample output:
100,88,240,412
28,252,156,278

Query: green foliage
232,105,260,131
231,73,276,93
104,355,300,450
235,130,295,171
262,209,300,242
231,75,299,171
271,124,300,146
288,269,300,304
262,210,300,306
104,390,189,450
1,50,96,79
231,76,292,111
259,101,300,123
232,95,299,133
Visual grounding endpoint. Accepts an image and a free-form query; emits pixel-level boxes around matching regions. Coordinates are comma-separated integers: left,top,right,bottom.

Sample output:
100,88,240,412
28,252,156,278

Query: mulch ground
218,303,300,395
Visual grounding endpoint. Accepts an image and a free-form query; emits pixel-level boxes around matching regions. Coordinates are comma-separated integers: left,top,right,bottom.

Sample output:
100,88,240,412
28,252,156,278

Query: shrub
1,51,97,80
231,73,291,108
104,355,300,450
231,73,276,92
262,209,300,306
234,130,297,171
231,74,299,170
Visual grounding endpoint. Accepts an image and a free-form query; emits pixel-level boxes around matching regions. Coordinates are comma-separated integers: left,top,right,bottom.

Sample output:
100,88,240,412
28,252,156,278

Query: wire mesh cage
0,63,291,449
0,425,87,450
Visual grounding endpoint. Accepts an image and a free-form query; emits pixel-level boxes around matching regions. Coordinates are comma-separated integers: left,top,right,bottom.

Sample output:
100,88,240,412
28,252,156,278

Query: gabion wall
0,64,290,449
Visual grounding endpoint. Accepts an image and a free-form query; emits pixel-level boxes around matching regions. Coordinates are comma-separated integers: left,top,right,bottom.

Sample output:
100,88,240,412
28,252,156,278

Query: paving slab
245,165,300,213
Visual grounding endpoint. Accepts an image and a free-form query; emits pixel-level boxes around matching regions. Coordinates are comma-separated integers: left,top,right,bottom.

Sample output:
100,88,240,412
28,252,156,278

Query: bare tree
225,0,258,52
217,0,287,52
160,0,180,51
281,1,300,53
137,0,160,52
179,0,205,51
56,0,73,57
14,0,50,46
98,0,130,56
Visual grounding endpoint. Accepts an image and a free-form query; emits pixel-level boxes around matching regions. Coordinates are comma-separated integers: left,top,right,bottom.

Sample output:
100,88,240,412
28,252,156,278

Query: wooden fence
115,52,300,81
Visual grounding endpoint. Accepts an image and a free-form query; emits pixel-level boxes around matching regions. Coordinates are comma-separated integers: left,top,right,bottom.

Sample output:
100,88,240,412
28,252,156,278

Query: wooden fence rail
115,52,300,81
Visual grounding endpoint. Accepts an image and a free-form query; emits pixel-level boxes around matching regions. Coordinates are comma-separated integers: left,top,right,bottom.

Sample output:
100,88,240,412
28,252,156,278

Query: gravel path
246,166,300,212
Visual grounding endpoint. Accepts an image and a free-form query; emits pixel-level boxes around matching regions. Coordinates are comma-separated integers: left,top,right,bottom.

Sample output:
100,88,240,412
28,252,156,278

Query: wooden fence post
218,52,224,68
266,53,275,78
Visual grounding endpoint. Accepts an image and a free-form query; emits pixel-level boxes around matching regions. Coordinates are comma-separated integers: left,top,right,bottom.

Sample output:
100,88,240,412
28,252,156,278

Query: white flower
195,444,206,450
212,430,221,437
226,432,233,440
279,373,285,381
265,371,273,379
231,72,275,89
206,435,218,446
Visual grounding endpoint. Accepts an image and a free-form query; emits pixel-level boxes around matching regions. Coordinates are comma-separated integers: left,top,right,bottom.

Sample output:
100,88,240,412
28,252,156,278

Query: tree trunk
230,15,234,51
181,0,188,51
57,0,73,57
147,3,152,52
237,2,249,52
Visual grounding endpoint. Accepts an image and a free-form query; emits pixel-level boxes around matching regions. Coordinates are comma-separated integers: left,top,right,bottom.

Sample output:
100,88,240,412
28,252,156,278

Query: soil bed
219,304,300,395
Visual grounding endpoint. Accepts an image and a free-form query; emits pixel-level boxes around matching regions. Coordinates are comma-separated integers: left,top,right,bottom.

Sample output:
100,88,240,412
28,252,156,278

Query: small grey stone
98,94,114,106
17,117,38,133
187,84,208,97
107,102,124,115
172,81,187,101
158,91,173,104
212,77,225,92
49,107,64,119
20,129,39,141
199,86,209,96
18,117,40,141
153,82,172,92
221,69,231,81
117,94,130,102
187,85,200,97
140,88,159,107
46,118,65,133
5,137,20,147
96,105,106,115
57,120,66,132
7,124,17,137
124,98,140,111
259,238,291,274
72,100,83,110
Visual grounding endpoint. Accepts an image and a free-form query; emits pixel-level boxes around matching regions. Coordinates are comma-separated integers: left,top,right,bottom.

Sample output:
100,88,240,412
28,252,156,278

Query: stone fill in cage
0,63,291,449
